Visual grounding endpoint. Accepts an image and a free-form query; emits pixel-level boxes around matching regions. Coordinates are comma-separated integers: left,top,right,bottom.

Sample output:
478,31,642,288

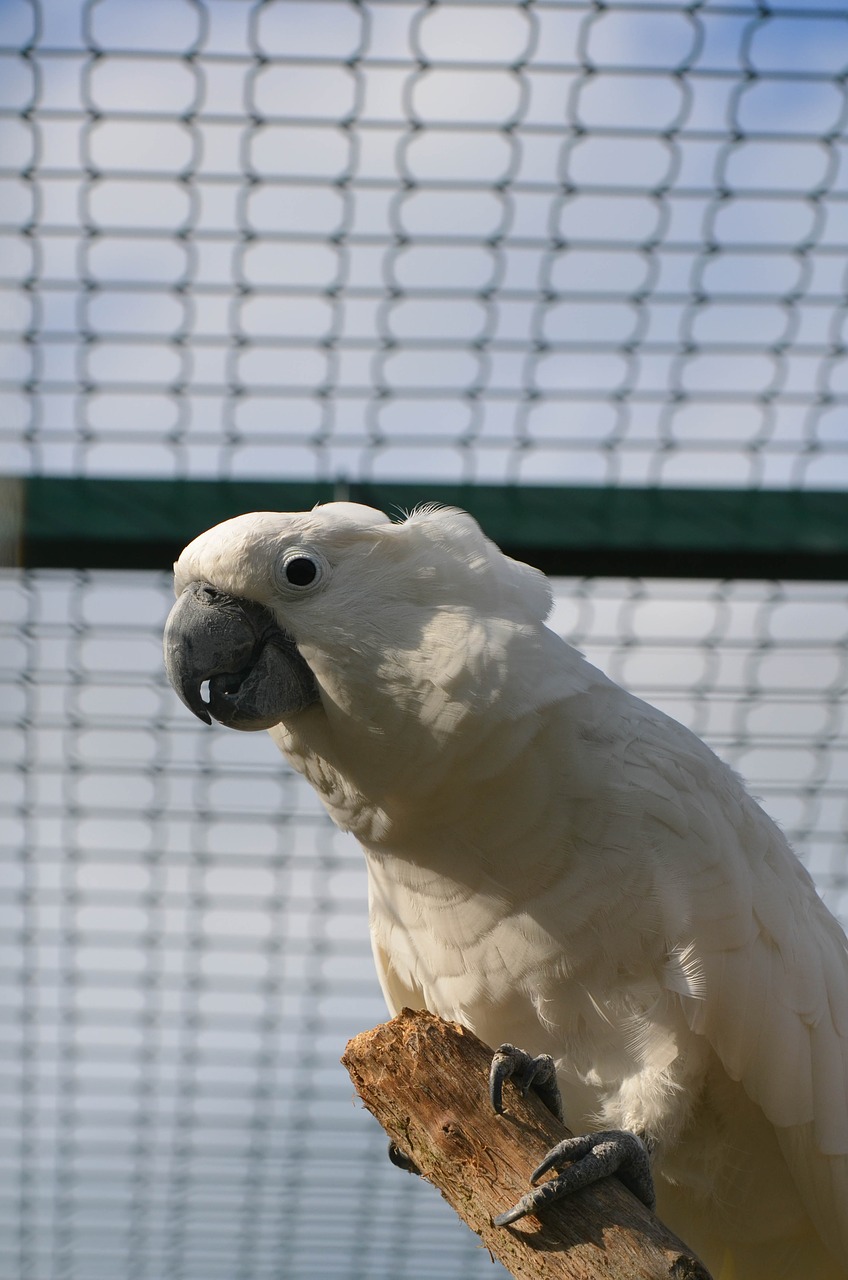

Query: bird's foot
489,1042,563,1122
493,1129,656,1227
387,1139,420,1175
489,1042,654,1227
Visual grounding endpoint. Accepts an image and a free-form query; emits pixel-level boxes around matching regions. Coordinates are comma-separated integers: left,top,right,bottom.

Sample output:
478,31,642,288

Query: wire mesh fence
3,0,848,487
3,2,848,1278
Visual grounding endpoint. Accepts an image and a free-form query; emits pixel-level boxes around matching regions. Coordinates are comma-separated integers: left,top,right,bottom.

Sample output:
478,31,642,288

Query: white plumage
169,502,848,1280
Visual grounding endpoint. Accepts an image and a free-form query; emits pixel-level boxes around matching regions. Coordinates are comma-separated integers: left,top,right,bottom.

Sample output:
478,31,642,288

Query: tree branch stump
342,1009,712,1280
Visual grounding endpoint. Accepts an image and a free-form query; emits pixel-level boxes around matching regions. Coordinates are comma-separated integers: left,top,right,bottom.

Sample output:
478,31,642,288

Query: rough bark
342,1008,712,1280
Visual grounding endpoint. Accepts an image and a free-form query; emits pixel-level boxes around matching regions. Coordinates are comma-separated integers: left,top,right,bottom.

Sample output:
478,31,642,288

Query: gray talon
489,1043,563,1121
495,1130,656,1228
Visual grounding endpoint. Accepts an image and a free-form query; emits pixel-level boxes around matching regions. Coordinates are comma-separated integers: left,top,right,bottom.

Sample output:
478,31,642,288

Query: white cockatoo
163,501,848,1280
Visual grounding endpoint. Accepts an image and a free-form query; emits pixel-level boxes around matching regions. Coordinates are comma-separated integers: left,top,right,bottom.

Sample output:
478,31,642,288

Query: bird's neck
271,621,601,865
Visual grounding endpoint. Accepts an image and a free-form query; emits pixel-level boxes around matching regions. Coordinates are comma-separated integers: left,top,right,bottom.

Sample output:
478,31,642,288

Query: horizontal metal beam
3,476,847,579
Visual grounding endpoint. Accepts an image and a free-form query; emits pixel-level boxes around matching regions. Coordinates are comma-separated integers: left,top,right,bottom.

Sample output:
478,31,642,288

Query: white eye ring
276,549,326,592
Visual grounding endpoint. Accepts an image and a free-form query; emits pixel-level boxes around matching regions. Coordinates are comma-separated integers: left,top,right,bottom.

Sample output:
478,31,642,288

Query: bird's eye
279,552,324,590
285,557,318,586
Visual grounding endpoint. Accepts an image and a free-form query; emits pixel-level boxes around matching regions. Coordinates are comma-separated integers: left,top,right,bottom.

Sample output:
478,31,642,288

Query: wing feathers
630,696,848,1269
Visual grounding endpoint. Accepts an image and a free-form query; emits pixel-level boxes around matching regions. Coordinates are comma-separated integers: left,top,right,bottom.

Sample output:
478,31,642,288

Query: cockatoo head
164,501,552,733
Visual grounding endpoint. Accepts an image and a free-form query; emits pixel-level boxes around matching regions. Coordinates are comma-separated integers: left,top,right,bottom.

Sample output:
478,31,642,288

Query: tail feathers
656,1178,848,1280
776,1124,848,1275
715,1236,846,1280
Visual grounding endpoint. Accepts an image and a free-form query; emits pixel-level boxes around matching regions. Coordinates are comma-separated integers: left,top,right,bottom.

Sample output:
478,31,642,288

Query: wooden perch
343,1009,712,1280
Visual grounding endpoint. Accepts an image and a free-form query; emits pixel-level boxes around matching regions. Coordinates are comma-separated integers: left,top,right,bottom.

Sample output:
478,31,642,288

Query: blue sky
0,0,847,487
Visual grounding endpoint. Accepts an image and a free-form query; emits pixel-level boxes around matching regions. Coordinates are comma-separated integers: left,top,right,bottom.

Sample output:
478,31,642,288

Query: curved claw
489,1043,562,1121
493,1129,656,1229
493,1174,569,1227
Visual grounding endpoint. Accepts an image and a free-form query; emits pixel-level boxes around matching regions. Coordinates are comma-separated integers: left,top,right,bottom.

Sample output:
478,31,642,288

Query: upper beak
163,581,319,730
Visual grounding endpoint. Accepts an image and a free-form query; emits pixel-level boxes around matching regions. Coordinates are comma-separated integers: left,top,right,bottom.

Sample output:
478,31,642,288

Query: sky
1,0,847,487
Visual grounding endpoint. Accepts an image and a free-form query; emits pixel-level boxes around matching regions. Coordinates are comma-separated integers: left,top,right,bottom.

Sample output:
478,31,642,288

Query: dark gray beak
163,581,319,731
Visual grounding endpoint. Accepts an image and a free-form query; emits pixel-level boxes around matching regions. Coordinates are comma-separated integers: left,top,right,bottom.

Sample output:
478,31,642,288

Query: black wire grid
3,0,848,486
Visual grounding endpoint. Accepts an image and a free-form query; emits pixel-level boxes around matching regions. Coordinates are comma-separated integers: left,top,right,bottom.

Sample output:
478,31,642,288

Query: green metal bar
4,476,848,579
